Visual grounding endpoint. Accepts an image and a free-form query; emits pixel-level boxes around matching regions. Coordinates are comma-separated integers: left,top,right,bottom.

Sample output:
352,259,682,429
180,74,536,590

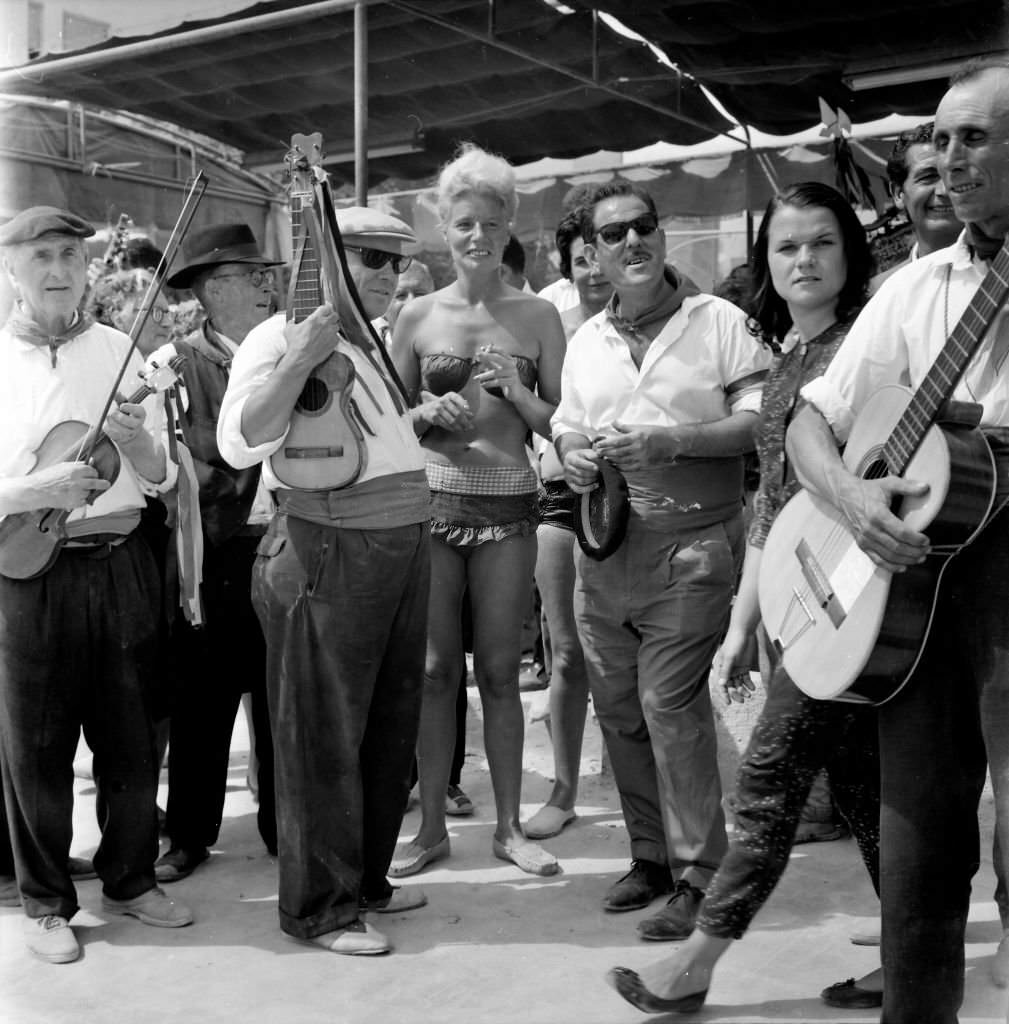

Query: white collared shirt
217,312,425,487
0,320,175,522
802,232,1009,440
551,293,769,440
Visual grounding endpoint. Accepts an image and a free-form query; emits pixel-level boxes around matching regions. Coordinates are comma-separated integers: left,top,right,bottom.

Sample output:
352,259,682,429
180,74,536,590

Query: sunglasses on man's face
594,214,660,247
345,245,413,274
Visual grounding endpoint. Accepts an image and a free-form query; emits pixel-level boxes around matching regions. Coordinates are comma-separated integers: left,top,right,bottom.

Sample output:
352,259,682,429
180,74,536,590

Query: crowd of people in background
2,55,1009,1024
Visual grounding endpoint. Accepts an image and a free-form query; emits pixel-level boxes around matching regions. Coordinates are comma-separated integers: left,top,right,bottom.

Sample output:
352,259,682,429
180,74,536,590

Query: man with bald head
0,206,191,963
218,207,433,956
786,59,1009,1021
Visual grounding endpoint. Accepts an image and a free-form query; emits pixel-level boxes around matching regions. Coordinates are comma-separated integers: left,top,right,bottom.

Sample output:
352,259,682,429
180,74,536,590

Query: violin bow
74,171,208,463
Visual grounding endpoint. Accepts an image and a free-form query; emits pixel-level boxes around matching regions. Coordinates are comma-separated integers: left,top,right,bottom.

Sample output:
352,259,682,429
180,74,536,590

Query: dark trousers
165,533,276,854
698,662,880,939
253,514,429,939
876,506,1009,1024
0,534,160,919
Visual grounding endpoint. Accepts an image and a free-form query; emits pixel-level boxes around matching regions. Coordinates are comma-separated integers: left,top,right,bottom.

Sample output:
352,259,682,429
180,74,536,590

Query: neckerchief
604,267,700,343
966,222,1006,264
6,305,93,367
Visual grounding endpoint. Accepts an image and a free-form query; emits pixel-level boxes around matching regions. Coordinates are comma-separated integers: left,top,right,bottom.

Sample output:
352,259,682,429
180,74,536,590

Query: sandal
492,836,559,876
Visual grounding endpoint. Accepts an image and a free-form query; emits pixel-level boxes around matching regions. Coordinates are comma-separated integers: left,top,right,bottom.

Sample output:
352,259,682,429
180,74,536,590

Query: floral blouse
748,319,852,549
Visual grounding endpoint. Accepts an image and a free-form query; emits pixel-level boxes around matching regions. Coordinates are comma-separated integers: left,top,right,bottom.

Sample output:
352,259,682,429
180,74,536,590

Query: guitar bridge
795,539,846,629
282,445,345,459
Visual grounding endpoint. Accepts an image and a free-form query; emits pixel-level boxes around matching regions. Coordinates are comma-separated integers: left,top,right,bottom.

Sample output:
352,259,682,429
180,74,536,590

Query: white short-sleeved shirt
802,233,1009,441
551,293,769,441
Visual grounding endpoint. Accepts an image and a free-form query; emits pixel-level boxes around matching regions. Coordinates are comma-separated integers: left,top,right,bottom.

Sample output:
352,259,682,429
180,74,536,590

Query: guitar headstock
141,343,186,393
287,133,325,204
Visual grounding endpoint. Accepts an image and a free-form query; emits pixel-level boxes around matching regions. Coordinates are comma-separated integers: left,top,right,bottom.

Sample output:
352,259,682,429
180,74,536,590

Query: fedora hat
166,222,282,289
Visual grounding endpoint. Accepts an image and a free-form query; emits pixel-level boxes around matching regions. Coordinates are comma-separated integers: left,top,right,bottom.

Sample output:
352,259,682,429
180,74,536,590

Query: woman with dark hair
607,181,884,1013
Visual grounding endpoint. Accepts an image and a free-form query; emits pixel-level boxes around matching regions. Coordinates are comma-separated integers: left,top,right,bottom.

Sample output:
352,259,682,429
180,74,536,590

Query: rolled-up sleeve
217,315,290,470
717,304,771,415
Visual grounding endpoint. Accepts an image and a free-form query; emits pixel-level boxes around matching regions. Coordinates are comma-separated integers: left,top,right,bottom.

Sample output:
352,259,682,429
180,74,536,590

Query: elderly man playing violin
0,206,193,965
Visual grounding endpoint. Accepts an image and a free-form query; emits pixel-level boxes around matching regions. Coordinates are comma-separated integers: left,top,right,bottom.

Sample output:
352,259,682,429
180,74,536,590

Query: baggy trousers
574,513,743,889
0,534,161,919
166,532,276,855
252,513,429,939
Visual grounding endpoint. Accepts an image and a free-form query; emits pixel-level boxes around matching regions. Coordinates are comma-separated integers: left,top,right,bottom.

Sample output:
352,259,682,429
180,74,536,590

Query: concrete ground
1,678,1006,1024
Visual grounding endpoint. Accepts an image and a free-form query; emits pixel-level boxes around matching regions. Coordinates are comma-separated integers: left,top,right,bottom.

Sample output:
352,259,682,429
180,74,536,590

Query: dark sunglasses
594,214,660,247
345,245,413,274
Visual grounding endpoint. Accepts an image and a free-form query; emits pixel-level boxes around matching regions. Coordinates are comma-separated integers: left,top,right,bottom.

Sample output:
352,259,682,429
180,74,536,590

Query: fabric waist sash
626,457,743,532
64,509,141,539
276,470,430,530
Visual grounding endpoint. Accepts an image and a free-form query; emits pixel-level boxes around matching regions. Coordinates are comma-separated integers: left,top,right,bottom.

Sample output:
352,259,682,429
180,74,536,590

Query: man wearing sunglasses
552,181,769,942
154,223,285,885
218,206,433,955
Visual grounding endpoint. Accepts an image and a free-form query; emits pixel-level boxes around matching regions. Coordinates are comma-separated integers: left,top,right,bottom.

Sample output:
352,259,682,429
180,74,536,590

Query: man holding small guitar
785,59,1009,1022
0,206,192,964
218,199,432,956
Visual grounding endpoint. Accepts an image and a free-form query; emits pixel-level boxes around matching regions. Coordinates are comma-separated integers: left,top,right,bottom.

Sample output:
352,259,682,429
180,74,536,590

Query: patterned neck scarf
6,305,93,367
604,267,699,342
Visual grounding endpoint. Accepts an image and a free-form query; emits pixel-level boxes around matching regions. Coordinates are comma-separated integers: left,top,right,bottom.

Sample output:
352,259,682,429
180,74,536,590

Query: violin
0,345,187,580
270,133,367,491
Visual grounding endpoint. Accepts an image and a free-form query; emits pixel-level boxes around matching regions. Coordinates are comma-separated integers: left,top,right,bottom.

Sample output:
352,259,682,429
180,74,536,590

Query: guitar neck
884,240,1009,475
290,196,323,324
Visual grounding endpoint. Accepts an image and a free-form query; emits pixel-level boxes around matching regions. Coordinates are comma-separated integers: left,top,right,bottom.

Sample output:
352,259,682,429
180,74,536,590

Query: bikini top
420,352,538,397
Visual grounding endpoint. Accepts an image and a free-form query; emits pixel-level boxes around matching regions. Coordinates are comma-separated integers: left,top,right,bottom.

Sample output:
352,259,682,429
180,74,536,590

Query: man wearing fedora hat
154,223,284,885
218,206,443,955
0,205,193,963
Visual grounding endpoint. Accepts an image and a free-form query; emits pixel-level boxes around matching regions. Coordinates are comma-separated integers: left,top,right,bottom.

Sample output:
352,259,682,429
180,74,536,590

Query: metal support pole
354,1,368,206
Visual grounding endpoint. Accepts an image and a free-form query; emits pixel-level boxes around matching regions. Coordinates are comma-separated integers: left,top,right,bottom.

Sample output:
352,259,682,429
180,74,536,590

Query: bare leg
409,539,467,851
533,524,587,812
468,533,538,844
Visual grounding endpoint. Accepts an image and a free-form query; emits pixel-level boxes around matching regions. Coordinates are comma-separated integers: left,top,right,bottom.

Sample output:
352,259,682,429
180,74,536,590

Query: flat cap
0,206,96,246
166,222,283,289
337,206,416,255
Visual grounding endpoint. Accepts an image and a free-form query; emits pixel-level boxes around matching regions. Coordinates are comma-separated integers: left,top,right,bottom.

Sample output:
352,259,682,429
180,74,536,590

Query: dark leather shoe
821,978,883,1008
606,967,708,1013
602,859,673,912
154,846,209,883
637,879,704,940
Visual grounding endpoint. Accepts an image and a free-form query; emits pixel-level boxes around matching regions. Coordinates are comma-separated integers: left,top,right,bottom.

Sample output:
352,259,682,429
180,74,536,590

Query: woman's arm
474,301,566,439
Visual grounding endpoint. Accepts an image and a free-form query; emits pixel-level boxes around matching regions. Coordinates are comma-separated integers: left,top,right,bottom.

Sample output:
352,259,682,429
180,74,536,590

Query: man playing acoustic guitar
0,206,192,964
786,59,1009,1022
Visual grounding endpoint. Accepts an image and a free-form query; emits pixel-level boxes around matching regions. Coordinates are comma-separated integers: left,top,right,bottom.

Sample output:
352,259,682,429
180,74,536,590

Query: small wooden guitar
0,344,186,580
270,132,366,491
758,241,1009,705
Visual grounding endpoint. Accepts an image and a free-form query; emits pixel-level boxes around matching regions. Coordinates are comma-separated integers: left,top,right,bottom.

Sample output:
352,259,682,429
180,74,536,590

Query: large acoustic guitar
758,241,1009,705
270,133,367,490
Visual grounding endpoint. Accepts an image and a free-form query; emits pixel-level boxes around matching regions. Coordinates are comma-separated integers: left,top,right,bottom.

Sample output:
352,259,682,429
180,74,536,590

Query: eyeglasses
594,214,660,247
210,268,276,288
344,245,413,274
149,306,171,324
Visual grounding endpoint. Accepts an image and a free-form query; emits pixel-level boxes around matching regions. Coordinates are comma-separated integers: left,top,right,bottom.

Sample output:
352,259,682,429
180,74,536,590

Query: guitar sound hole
296,377,331,414
864,458,889,481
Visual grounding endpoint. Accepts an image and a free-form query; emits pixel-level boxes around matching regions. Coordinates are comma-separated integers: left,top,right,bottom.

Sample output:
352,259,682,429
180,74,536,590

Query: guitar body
270,350,367,490
268,133,369,493
759,385,996,704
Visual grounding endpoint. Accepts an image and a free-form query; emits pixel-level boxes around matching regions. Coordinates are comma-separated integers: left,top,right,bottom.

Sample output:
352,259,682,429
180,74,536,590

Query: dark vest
174,322,262,547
